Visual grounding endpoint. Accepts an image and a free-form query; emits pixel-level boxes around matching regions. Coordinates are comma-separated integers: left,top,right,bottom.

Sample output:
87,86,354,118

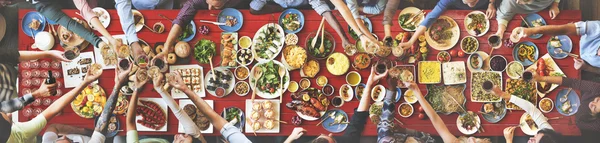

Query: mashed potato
326,53,349,75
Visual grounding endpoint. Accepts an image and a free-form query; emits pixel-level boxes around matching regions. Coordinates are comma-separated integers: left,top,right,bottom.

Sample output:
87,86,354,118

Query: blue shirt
420,0,489,28
576,21,600,68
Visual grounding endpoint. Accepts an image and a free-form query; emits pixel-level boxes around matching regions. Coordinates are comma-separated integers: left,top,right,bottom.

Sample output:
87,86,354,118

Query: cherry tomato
418,106,424,113
418,113,427,120
449,49,458,58
457,50,466,58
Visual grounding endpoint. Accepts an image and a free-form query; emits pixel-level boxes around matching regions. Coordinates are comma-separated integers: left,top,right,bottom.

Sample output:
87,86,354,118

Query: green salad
282,13,301,31
349,20,370,40
398,13,416,30
307,37,333,58
255,25,282,59
252,61,288,94
194,39,216,64
178,24,194,40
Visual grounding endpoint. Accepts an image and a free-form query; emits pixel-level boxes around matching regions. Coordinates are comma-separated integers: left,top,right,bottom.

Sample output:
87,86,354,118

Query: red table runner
18,9,582,136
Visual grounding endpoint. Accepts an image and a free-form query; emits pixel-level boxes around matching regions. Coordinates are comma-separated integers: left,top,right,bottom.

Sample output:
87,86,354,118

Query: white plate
339,84,354,102
456,113,481,135
205,67,235,97
525,54,566,98
425,16,460,51
132,10,144,32
94,35,126,69
90,7,110,29
244,99,281,133
251,23,285,62
170,65,206,98
136,98,168,132
470,71,503,102
464,11,489,37
398,7,424,32
442,61,467,85
404,89,418,104
520,113,539,136
61,52,97,88
178,100,213,133
249,60,290,99
371,85,386,102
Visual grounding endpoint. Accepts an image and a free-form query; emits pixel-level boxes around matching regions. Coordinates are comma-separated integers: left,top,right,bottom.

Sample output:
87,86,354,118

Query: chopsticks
406,10,424,24
519,15,531,28
158,14,173,22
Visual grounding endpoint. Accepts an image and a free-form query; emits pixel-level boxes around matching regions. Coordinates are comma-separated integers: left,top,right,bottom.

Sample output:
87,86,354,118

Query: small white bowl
398,102,414,118
506,61,524,79
234,81,250,96
234,66,249,80
539,97,554,113
346,71,362,86
489,55,507,72
371,85,386,102
239,36,252,49
339,84,354,102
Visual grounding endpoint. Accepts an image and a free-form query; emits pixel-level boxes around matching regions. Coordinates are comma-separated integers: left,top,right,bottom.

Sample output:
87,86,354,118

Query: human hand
402,81,418,91
367,65,387,85
114,63,132,84
549,4,560,19
574,58,584,70
134,73,149,92
485,4,496,19
491,86,508,99
153,51,168,65
173,134,192,143
107,38,119,51
45,50,71,62
360,35,380,54
130,42,146,59
31,81,57,98
397,42,412,50
503,126,517,143
166,72,189,92
83,65,103,83
286,127,306,142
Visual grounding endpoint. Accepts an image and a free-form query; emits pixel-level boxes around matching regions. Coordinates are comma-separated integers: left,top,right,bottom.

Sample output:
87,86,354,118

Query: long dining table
17,9,582,137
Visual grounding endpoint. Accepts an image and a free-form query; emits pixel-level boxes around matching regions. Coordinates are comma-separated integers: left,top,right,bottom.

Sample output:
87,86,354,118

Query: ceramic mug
32,31,54,51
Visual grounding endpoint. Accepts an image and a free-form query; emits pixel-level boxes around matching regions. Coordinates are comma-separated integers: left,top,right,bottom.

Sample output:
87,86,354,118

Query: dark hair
538,129,563,143
308,137,329,143
0,115,11,143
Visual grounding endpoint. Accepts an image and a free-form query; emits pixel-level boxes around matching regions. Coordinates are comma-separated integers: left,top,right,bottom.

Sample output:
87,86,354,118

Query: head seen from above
462,0,479,8
529,129,563,143
206,0,229,10
310,134,335,143
586,97,600,119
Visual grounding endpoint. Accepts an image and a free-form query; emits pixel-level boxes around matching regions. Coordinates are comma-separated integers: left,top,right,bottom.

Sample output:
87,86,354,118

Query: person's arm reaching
309,0,351,47
1,79,56,113
486,0,497,19
331,0,379,51
90,64,131,143
45,124,94,136
114,0,138,45
406,82,458,143
125,78,142,143
492,87,553,130
494,0,517,39
166,72,251,143
399,0,451,50
18,50,70,62
153,73,206,143
512,23,576,41
249,0,284,15
72,0,118,49
382,0,401,38
158,0,203,61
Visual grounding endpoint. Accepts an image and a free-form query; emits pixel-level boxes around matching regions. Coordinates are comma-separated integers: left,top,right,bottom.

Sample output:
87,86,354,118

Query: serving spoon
319,22,326,53
278,66,286,103
311,17,326,49
553,48,579,58
251,68,263,103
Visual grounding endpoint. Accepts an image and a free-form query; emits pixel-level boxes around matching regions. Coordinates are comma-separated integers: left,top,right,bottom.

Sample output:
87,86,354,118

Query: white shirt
42,132,91,143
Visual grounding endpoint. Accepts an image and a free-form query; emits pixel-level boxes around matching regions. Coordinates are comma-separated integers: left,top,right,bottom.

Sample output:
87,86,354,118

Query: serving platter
170,65,206,98
61,52,97,88
425,16,460,51
249,60,290,99
204,66,235,97
464,11,489,37
525,54,565,97
442,61,467,85
136,98,168,132
178,99,213,133
252,23,285,62
425,84,466,115
470,71,502,102
245,99,281,133
95,35,126,69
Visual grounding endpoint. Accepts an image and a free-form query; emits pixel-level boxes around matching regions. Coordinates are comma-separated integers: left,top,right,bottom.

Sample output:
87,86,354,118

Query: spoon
311,17,326,49
560,88,572,103
553,48,579,58
208,55,216,80
278,66,286,103
251,68,263,103
319,22,326,53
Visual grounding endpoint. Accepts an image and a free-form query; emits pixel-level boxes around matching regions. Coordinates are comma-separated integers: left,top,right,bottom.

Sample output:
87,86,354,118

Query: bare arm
527,23,577,36
183,89,227,131
162,24,183,55
45,124,93,136
18,51,48,62
331,0,377,41
323,11,350,42
41,68,101,121
410,83,457,143
126,89,140,131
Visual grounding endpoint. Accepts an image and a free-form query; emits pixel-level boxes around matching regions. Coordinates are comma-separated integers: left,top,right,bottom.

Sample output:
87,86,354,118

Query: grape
291,115,302,126
504,39,514,48
199,25,210,35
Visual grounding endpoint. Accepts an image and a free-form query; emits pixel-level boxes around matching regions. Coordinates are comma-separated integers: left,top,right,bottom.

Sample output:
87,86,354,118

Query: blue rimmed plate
513,41,539,66
480,101,507,123
521,14,546,39
321,109,349,133
220,107,245,130
547,35,573,59
180,21,196,42
22,11,46,37
395,88,402,103
217,8,243,32
555,88,580,116
279,8,304,34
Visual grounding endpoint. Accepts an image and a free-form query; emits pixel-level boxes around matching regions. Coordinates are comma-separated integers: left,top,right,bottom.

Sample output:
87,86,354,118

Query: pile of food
113,93,129,115
71,84,106,118
29,19,41,30
194,39,216,64
206,68,233,97
307,33,334,59
235,67,249,80
302,60,319,78
282,13,301,32
506,62,524,79
136,100,166,130
220,33,238,67
399,103,413,117
539,98,553,112
398,12,422,31
326,53,350,76
549,36,562,47
253,24,283,60
282,45,307,69
253,61,288,94
352,53,371,70
466,12,487,36
428,17,455,45
224,16,238,27
442,62,466,85
459,111,479,131
183,104,211,131
236,49,253,66
100,44,117,67
178,23,194,40
223,107,243,128
482,102,505,120
516,43,536,62
418,61,441,84
248,101,279,131
287,88,328,119
490,56,507,71
235,81,249,95
524,114,538,131
505,79,536,110
425,84,466,114
471,72,502,102
340,84,352,101
172,68,204,94
461,36,478,54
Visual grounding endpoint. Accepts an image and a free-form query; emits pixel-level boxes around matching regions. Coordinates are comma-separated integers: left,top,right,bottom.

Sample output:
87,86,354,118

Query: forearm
0,94,33,113
408,26,427,44
18,51,48,62
126,90,140,131
323,12,349,41
332,0,364,37
50,124,92,135
530,23,577,36
539,76,563,85
581,63,600,75
509,95,553,129
356,18,373,38
357,83,374,111
415,88,457,143
163,24,183,54
384,24,391,37
90,18,113,41
156,88,201,137
41,80,90,120
95,83,125,132
183,89,227,131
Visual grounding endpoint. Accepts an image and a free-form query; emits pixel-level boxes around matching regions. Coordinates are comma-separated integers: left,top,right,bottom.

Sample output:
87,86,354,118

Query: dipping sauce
288,81,299,92
215,87,225,97
316,76,327,87
332,96,344,107
346,71,361,86
239,36,252,49
299,78,310,89
322,84,334,96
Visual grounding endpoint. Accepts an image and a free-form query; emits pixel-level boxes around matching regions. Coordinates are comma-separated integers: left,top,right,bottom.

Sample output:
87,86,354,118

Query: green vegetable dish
178,24,194,40
194,39,216,64
225,108,241,123
255,25,282,59
282,14,301,31
253,61,288,94
467,13,487,36
307,36,333,59
398,13,416,31
349,20,370,40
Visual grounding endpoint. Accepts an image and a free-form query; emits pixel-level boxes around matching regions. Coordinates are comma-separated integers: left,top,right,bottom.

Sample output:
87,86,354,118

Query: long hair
538,129,564,143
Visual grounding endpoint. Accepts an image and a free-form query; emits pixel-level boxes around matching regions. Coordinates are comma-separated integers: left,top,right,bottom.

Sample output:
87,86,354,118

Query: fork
199,20,227,26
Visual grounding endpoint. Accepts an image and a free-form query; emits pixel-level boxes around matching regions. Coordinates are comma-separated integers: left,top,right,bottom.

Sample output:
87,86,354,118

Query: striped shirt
0,64,34,113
